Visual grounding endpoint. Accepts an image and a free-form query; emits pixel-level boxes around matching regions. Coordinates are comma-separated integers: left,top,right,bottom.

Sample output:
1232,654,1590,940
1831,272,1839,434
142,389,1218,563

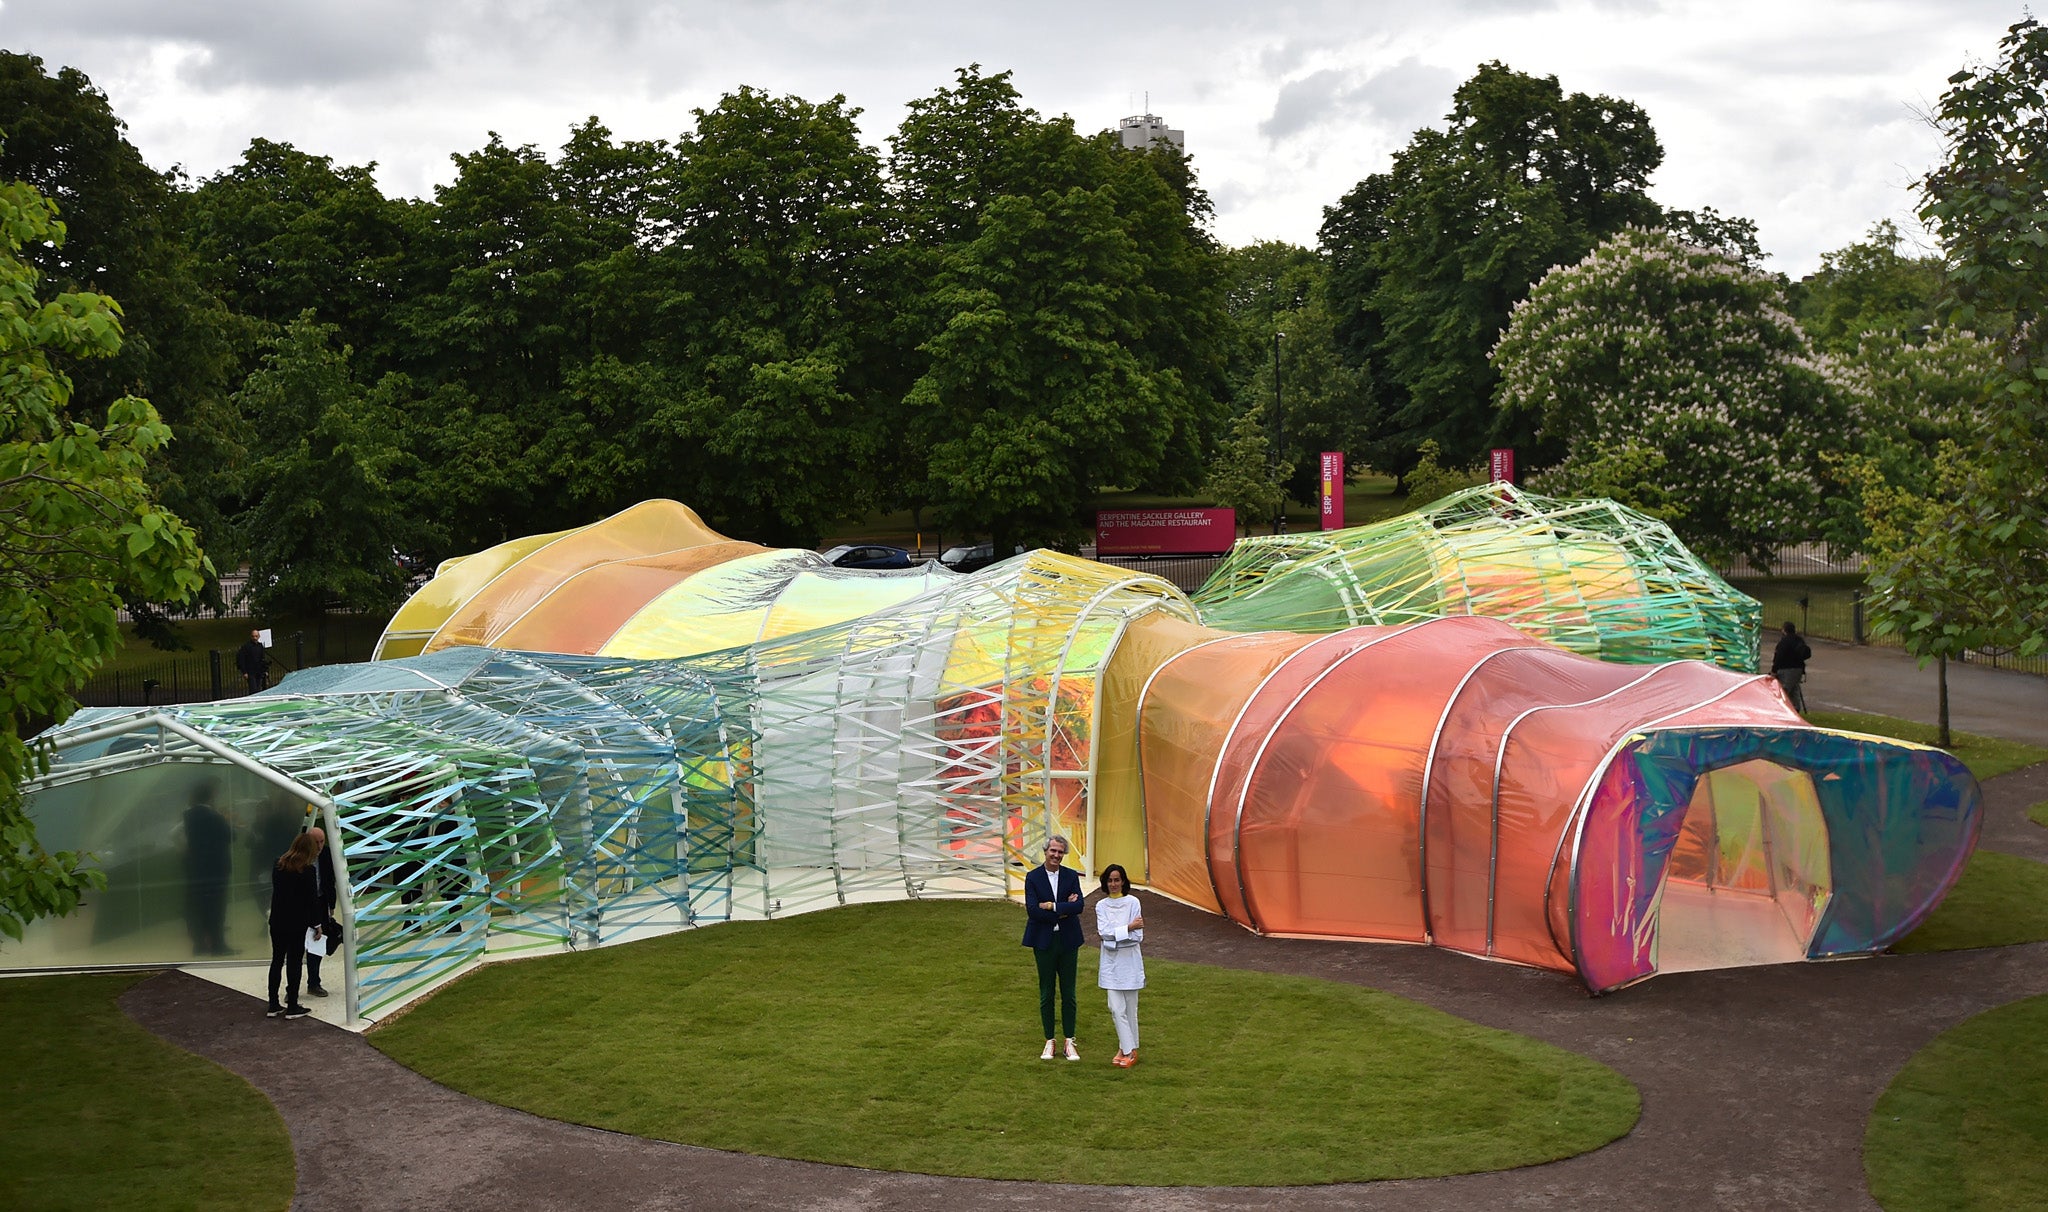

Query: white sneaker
1064,1038,1081,1062
1040,1040,1056,1061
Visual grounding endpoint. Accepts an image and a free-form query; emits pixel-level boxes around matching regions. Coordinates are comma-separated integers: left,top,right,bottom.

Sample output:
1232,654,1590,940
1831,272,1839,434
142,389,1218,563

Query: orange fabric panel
1421,646,1648,958
1207,630,1412,928
1232,617,1533,941
489,541,770,655
427,501,730,652
1138,631,1316,913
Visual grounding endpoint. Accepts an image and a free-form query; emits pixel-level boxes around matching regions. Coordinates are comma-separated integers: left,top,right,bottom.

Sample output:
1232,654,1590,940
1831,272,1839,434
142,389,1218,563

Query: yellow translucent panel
758,567,953,643
426,501,731,653
490,541,769,655
601,550,814,658
377,526,579,658
1094,612,1217,879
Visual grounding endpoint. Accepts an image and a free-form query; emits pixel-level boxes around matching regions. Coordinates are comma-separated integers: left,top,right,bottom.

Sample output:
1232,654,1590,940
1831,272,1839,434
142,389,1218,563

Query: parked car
937,542,1026,574
820,544,917,570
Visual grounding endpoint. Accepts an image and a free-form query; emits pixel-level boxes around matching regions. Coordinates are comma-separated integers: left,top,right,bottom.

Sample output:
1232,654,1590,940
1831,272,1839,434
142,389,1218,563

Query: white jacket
1095,894,1145,990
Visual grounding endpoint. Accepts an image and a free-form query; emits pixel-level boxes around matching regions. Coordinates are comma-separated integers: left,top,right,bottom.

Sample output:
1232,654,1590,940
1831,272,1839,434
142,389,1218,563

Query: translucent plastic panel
1138,632,1315,911
759,566,954,644
1094,612,1216,879
14,762,315,968
1232,621,1536,943
602,550,813,658
1422,645,1654,959
491,542,770,655
427,501,730,652
377,526,578,658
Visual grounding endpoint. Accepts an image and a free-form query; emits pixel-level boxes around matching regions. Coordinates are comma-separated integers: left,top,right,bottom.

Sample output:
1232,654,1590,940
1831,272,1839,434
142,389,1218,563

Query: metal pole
209,649,223,700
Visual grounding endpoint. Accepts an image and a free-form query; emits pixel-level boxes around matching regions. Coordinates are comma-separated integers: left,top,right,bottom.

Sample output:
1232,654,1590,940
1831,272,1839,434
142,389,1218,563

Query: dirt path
123,768,2048,1212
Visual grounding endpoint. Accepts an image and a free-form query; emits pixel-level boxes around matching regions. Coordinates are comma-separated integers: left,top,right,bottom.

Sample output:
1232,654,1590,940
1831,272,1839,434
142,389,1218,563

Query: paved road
1779,638,2048,748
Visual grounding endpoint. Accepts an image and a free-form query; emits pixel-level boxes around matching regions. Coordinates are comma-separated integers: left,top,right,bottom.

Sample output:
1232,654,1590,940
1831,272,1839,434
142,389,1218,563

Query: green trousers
1034,945,1079,1039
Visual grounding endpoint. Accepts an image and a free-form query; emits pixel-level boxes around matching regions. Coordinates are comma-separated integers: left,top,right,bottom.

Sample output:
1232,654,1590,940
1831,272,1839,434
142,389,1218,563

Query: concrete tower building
1118,112,1184,151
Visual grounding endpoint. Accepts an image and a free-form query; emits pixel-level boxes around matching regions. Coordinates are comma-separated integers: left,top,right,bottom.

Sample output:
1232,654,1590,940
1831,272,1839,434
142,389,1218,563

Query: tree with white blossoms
1491,226,1867,567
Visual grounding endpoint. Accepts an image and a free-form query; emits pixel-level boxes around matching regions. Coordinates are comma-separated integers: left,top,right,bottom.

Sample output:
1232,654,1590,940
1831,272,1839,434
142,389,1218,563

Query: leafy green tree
0,53,240,565
1789,220,1948,353
889,69,1230,538
1400,439,1481,510
1202,403,1290,535
1492,226,1867,566
1,173,207,939
235,314,420,624
636,88,900,545
1848,16,2048,737
1220,243,1372,502
183,138,412,361
1320,63,1665,476
907,185,1201,552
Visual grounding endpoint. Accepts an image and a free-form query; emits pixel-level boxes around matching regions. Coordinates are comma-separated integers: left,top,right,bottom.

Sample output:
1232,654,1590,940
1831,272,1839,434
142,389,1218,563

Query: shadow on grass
370,899,1639,1186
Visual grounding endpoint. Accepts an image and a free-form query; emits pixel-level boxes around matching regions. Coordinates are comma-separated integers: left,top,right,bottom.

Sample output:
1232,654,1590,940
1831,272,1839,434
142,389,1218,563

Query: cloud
1259,57,1455,144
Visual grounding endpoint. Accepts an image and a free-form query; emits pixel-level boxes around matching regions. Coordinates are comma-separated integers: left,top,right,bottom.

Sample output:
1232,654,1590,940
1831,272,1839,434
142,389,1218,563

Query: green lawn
1894,851,2048,953
371,899,1639,1186
0,973,294,1212
1866,993,2048,1211
2029,801,2048,830
1807,709,2048,781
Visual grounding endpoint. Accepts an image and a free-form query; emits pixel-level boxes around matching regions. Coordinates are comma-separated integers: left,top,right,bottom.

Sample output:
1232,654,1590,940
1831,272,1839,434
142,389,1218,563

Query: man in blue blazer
1022,834,1086,1060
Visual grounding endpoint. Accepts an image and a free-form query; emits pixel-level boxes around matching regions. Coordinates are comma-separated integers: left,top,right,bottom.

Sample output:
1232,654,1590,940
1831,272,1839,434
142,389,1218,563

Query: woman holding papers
1094,864,1146,1067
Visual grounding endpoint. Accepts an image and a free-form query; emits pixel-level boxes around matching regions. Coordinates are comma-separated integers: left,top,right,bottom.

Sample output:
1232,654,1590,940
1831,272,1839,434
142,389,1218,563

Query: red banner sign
1095,508,1237,556
1490,447,1516,484
1319,451,1345,530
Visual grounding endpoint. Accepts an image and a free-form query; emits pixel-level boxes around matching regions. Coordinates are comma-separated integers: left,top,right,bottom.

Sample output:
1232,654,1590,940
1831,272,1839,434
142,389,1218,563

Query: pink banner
1490,447,1516,484
1096,508,1237,556
1319,451,1345,530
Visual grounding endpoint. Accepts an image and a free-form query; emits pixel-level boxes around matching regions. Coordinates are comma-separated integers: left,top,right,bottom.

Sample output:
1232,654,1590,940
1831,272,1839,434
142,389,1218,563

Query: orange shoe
1112,1053,1135,1068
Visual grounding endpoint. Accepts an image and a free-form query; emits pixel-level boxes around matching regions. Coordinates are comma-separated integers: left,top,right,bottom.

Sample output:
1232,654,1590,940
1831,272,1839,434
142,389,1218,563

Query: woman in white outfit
1094,864,1145,1068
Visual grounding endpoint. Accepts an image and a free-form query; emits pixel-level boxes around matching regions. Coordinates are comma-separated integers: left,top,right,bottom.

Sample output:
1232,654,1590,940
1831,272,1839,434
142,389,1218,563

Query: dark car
937,542,1026,574
821,544,917,570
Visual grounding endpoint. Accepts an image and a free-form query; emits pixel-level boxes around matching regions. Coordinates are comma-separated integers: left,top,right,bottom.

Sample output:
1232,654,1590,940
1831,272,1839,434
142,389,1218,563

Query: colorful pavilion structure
9,500,1979,1020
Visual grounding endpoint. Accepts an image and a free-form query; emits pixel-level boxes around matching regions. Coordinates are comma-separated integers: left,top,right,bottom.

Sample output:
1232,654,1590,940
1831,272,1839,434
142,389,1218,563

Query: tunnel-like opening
1651,759,1833,973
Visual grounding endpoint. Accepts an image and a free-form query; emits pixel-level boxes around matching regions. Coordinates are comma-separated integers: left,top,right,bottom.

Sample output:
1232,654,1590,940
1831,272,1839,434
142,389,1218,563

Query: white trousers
1106,988,1141,1053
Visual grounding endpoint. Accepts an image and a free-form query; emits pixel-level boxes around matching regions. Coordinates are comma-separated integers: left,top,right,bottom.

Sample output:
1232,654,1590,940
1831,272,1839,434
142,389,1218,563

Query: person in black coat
1021,834,1087,1060
236,630,270,695
1770,621,1812,713
267,831,324,1018
303,825,340,998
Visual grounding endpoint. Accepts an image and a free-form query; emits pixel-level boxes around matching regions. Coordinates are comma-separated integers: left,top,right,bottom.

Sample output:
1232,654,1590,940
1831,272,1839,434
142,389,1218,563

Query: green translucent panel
1194,484,1759,671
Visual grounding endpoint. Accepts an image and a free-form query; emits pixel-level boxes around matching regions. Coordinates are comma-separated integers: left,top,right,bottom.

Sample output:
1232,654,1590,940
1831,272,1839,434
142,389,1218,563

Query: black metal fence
1095,554,1225,593
1732,579,2048,678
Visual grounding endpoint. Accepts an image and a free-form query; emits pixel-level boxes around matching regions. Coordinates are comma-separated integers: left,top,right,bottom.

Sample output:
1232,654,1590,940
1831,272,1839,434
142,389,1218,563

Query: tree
1400,439,1480,511
1202,404,1289,535
1789,220,1948,353
1491,226,1867,566
906,185,1202,551
183,137,412,361
1220,243,1372,502
1320,63,1665,475
1849,16,2048,742
638,88,901,545
889,70,1231,538
0,54,240,560
1,171,207,939
235,314,420,625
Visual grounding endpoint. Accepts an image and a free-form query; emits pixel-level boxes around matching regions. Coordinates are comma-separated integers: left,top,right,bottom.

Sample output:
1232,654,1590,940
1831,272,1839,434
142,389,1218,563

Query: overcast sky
0,0,2027,275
